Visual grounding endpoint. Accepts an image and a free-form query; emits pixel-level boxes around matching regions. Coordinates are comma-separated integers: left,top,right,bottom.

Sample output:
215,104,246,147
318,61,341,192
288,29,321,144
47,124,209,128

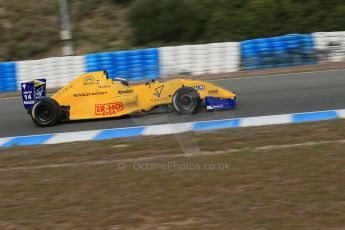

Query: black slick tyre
173,87,201,115
31,98,62,127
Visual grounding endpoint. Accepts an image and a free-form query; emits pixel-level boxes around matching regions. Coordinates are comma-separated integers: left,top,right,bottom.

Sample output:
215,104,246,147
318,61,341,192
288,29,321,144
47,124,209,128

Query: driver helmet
113,77,129,86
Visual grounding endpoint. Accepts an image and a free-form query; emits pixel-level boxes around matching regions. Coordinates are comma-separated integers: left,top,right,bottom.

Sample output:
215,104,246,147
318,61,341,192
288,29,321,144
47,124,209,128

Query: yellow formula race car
21,71,237,127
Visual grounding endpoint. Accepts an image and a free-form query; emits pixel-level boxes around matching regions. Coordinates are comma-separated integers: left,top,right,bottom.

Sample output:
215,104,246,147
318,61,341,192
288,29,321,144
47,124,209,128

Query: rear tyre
173,87,201,115
31,98,62,127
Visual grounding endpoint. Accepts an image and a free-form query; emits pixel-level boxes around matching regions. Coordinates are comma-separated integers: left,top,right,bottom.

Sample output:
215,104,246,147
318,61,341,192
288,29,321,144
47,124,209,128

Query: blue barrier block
243,56,260,70
100,56,112,62
128,60,142,66
2,62,15,68
115,55,128,62
241,33,316,71
241,40,255,47
128,72,143,80
130,50,143,56
129,68,144,73
4,85,17,92
146,74,158,80
280,35,292,41
128,55,143,62
271,36,282,42
0,62,17,92
100,52,112,56
85,48,160,81
107,69,116,75
286,40,300,49
114,70,128,76
3,68,16,74
143,48,159,55
128,63,143,70
143,59,157,65
145,55,159,61
302,36,313,43
145,65,159,71
86,58,99,64
87,61,101,68
0,71,4,92
101,60,112,66
86,53,100,59
87,66,101,72
255,38,269,44
115,60,127,67
146,71,159,79
101,64,113,70
242,49,258,58
257,43,273,53
243,43,257,50
116,51,130,57
116,65,128,71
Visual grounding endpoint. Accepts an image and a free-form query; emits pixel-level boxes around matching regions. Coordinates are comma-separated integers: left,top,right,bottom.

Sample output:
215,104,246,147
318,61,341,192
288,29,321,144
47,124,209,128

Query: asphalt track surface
1,69,345,138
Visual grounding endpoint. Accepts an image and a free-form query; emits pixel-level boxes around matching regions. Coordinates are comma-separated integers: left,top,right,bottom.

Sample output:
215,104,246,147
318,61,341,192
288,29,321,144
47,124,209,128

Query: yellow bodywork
51,71,236,120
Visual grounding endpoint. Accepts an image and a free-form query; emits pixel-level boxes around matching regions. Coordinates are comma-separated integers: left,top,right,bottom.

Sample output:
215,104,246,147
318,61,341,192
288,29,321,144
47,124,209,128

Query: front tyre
31,98,62,127
173,87,201,115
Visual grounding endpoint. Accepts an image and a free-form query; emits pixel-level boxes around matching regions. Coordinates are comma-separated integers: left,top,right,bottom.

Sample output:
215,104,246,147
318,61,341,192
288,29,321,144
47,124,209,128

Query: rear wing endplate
21,79,46,110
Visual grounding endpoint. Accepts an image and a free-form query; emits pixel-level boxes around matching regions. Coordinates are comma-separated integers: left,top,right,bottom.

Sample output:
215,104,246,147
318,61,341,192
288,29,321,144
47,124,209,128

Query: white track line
1,139,344,172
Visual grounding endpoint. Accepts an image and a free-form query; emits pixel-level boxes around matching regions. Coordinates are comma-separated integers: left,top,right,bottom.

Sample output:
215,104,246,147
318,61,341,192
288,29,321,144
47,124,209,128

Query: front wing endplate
205,96,236,111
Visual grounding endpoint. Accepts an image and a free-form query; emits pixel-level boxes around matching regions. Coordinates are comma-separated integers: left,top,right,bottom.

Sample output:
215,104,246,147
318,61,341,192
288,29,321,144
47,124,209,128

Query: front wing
205,96,236,111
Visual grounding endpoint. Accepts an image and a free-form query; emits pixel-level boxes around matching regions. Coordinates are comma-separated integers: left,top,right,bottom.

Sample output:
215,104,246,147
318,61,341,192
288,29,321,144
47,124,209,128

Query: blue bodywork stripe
94,127,145,140
292,111,339,123
193,119,240,131
1,134,53,148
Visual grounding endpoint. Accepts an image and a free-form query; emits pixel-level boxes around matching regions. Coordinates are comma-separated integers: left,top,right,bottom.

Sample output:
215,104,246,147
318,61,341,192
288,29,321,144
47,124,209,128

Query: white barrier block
17,55,86,90
160,42,240,77
312,31,345,62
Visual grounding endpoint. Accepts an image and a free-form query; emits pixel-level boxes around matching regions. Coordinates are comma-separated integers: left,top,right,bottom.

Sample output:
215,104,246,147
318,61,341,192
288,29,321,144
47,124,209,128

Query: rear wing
21,79,46,110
